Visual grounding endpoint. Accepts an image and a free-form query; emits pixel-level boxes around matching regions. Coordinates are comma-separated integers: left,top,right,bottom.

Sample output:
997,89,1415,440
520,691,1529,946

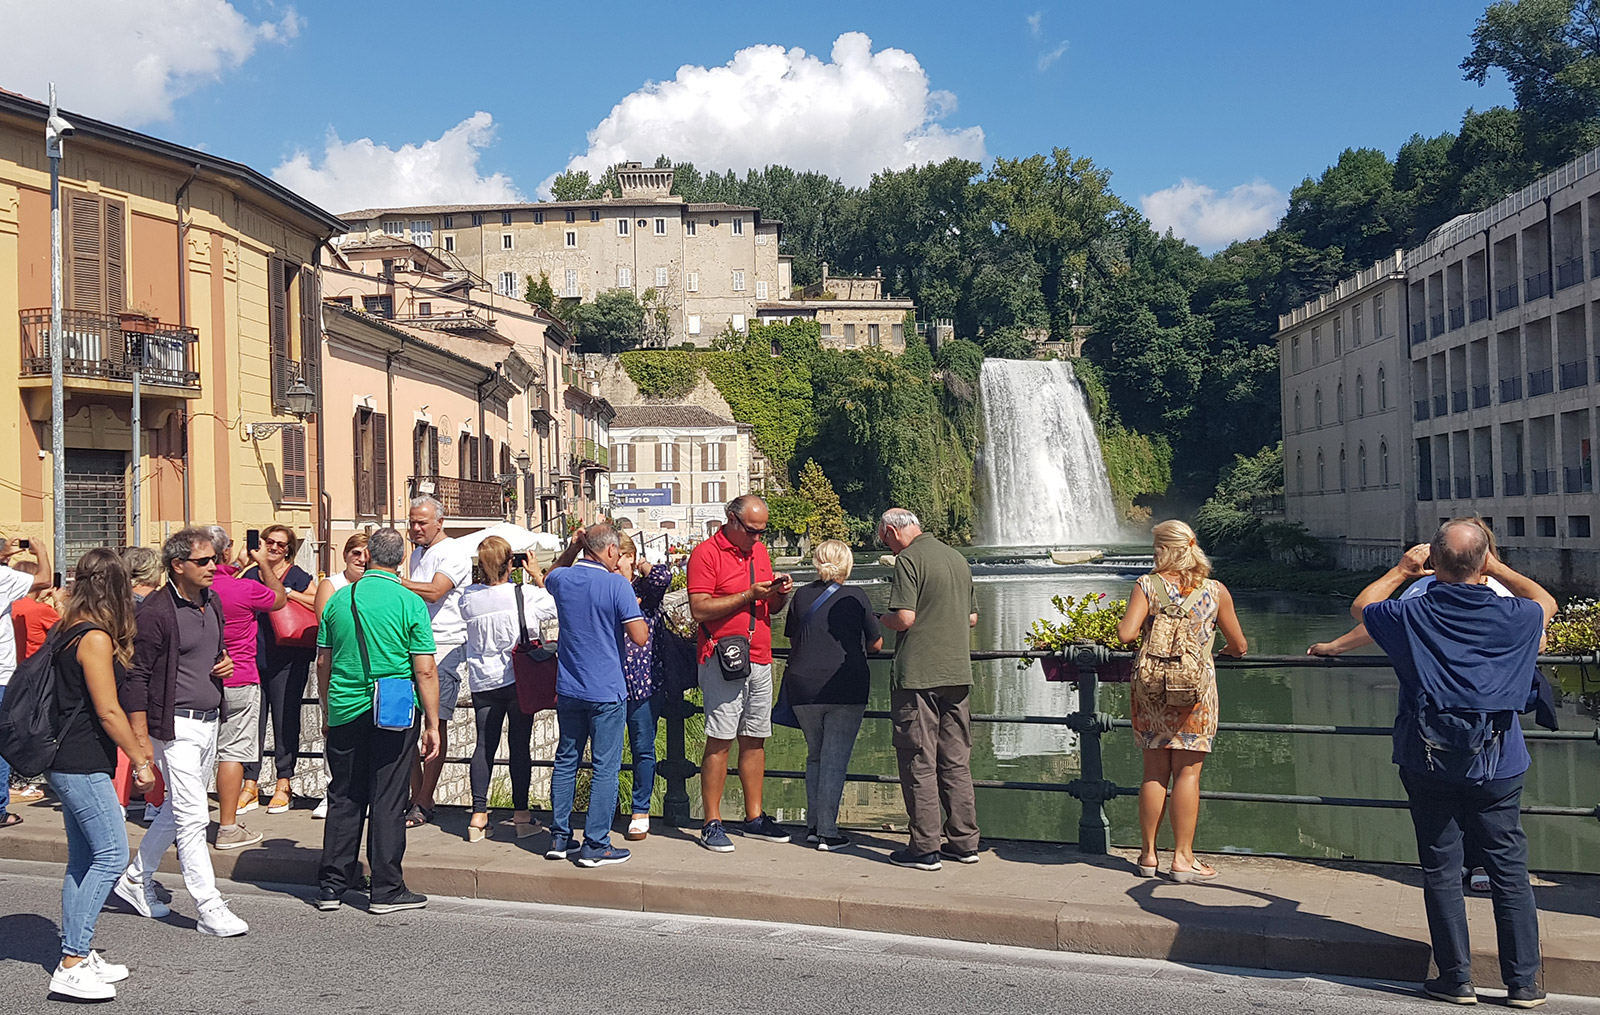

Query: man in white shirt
400,496,472,826
0,536,50,828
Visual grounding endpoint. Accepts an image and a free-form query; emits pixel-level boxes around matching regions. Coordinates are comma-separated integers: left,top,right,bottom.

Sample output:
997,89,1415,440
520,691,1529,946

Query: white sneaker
50,960,116,1000
312,797,328,819
142,802,160,823
196,900,248,937
114,873,170,918
82,950,129,983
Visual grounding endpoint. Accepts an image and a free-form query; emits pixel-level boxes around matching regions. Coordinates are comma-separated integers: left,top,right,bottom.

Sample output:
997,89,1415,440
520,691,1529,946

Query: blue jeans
46,771,129,958
0,686,10,818
625,697,658,816
1401,768,1542,989
550,698,626,849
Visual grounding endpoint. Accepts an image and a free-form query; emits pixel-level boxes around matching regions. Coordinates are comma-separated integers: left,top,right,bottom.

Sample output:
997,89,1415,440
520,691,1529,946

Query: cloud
1140,178,1285,249
1,0,298,124
1037,40,1070,71
549,32,985,195
271,112,523,213
1027,11,1043,37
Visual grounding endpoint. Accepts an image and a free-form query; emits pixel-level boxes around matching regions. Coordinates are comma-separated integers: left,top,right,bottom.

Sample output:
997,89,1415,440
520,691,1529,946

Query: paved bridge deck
3,795,1597,995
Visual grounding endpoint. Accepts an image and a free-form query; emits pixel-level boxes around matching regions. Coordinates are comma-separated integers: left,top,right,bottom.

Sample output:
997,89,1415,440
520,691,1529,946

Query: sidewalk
3,794,1597,995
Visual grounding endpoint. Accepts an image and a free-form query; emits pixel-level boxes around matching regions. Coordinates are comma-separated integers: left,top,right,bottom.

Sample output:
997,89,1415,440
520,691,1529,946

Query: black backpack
0,622,98,778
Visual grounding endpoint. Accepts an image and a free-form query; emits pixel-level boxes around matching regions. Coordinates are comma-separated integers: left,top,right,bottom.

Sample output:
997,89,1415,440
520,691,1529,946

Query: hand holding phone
17,539,29,551
246,529,261,552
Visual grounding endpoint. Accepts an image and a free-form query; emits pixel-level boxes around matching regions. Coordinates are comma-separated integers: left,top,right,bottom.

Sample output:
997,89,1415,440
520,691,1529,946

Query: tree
796,459,849,543
1462,0,1600,166
524,271,567,322
567,289,647,353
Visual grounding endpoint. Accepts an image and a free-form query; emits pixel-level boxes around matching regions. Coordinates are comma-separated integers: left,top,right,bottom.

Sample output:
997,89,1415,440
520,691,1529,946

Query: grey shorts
217,684,260,764
699,659,773,740
435,643,467,722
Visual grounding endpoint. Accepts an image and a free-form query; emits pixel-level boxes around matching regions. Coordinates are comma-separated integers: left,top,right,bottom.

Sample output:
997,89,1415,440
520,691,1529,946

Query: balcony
1528,368,1554,397
1567,465,1594,494
1559,360,1589,390
1437,478,1452,500
1503,472,1526,496
19,308,200,392
1469,296,1488,323
1451,389,1467,413
1556,256,1585,291
1500,376,1523,402
1414,399,1431,422
1448,306,1465,330
1525,270,1552,302
529,386,554,423
1433,394,1448,417
1472,383,1491,408
1411,321,1428,345
1532,469,1556,496
1455,477,1472,500
570,438,610,471
1431,313,1446,338
407,475,506,520
1496,284,1519,313
1476,474,1494,499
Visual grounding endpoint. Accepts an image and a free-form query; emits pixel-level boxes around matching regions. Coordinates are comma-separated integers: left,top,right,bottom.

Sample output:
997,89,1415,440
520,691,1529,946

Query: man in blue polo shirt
543,524,648,868
1355,519,1556,1009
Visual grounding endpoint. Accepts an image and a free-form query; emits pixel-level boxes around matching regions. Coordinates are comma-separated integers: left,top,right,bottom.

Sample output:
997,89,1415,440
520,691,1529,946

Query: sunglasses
183,555,219,567
262,539,290,548
734,517,768,536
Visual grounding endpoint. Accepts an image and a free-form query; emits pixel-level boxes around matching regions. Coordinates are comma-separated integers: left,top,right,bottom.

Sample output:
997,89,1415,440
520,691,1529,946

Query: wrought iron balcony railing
19,308,199,389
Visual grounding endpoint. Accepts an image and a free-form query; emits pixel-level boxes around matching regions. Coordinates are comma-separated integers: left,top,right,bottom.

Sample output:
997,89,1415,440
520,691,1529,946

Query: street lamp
244,377,317,439
47,83,74,576
513,449,532,528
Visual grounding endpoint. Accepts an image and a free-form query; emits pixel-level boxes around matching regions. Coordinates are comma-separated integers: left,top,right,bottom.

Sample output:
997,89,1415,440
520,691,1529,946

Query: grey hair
1431,518,1490,582
120,546,162,587
408,495,445,519
367,528,407,569
879,508,921,532
726,494,766,521
161,527,215,578
582,522,620,556
203,525,231,561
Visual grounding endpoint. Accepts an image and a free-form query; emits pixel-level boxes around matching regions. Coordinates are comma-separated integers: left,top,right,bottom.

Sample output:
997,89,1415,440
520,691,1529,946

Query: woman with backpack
46,549,156,1000
1116,520,1247,884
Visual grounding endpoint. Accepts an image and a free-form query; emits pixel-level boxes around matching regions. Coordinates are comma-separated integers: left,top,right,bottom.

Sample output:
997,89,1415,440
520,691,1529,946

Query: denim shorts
435,643,467,722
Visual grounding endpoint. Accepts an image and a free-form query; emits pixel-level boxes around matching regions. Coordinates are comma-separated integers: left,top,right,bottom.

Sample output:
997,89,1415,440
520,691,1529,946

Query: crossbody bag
350,582,416,730
703,560,757,681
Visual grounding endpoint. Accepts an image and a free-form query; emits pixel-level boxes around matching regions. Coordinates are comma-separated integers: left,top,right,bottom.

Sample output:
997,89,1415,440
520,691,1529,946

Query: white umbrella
454,522,544,554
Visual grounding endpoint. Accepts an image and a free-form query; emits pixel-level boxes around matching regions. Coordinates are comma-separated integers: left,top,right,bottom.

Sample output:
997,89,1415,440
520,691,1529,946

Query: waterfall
975,359,1120,546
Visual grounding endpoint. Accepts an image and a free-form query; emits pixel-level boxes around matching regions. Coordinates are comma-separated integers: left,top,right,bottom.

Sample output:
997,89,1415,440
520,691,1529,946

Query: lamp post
46,84,73,577
244,378,318,440
513,449,532,529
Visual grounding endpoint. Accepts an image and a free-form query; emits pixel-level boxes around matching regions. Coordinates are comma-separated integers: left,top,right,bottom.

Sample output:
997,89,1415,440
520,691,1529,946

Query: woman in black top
240,524,318,814
44,549,154,1001
781,540,881,852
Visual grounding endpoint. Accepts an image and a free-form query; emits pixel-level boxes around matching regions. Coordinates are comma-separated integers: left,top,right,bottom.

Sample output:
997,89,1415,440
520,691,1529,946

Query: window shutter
354,410,370,516
103,200,126,313
66,194,104,313
282,426,307,501
413,420,426,479
459,434,469,480
373,412,389,516
299,264,321,400
269,256,289,407
654,442,663,471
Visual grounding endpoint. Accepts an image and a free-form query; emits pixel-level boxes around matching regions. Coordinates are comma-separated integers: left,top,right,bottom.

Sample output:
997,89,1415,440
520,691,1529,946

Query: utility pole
46,84,72,577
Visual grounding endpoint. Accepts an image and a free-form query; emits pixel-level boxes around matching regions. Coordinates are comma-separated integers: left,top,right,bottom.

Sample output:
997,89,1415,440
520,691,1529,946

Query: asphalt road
1,858,1595,1014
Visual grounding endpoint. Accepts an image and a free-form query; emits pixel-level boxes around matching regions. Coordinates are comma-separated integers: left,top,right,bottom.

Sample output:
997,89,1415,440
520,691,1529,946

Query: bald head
1430,518,1490,583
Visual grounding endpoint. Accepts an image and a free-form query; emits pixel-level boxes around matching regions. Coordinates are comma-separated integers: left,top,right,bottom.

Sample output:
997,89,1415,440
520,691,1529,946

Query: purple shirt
213,566,279,687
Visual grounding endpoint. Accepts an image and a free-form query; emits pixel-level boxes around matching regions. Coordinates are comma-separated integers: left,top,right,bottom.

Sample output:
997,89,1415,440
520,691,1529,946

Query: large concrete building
1281,146,1600,587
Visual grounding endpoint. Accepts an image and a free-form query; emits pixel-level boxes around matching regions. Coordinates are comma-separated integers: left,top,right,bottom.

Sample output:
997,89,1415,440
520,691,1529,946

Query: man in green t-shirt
878,507,980,872
314,528,440,914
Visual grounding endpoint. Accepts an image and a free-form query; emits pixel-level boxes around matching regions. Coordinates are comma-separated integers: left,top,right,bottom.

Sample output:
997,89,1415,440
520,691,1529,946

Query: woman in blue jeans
782,540,882,851
43,549,155,1001
619,537,671,841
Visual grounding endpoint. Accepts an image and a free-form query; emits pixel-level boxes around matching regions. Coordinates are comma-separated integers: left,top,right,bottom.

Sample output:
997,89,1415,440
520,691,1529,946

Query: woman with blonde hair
782,539,882,851
119,547,161,604
1115,520,1247,882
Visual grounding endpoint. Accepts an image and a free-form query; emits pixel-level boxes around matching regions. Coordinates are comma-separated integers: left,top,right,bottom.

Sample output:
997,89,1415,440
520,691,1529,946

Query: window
414,421,440,477
687,272,699,292
654,218,666,235
1352,304,1363,345
418,302,432,317
686,220,697,237
1537,515,1557,537
756,233,768,246
1338,448,1347,490
501,211,512,226
732,217,744,235
844,323,857,348
1314,388,1323,427
755,280,768,300
564,269,579,298
655,442,680,471
354,408,389,517
1296,454,1304,493
1380,441,1390,485
382,220,403,236
732,314,746,332
732,270,746,292
565,230,577,248
819,323,832,339
1506,515,1526,537
443,234,456,253
590,209,601,222
688,315,702,335
1571,515,1592,538
617,266,631,288
1336,382,1345,421
1291,336,1301,371
63,193,127,316
1293,394,1302,431
498,272,518,296
1358,444,1368,487
1312,327,1321,364
410,220,433,248
655,266,669,289
443,215,454,229
534,211,544,225
502,234,513,250
1378,366,1388,408
281,426,308,502
364,293,393,318
1356,374,1365,416
618,218,630,236
869,323,880,345
1374,293,1386,336
655,482,681,503
1316,451,1325,492
613,443,634,472
565,210,576,224
703,481,727,503
468,213,483,227
703,442,725,471
1332,317,1343,357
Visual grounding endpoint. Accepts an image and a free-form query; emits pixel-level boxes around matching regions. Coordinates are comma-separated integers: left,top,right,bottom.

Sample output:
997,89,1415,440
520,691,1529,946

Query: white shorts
699,659,773,740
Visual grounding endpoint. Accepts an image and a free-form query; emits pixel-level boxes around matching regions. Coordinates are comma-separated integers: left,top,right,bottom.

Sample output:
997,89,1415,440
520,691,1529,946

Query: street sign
615,488,673,507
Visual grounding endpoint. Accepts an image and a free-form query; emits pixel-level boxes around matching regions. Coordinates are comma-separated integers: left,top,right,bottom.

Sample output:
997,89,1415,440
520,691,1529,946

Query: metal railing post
659,691,694,827
1065,644,1116,854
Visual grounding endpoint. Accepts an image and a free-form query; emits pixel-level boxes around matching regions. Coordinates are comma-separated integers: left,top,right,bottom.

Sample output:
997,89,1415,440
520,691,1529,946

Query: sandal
1469,868,1491,893
0,812,23,829
404,805,433,829
11,783,45,802
1169,861,1218,884
267,791,292,814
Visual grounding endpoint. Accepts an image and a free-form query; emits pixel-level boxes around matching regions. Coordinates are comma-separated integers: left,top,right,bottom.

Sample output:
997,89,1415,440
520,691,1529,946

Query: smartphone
53,571,63,589
246,529,260,552
511,552,528,568
17,538,29,551
771,572,792,588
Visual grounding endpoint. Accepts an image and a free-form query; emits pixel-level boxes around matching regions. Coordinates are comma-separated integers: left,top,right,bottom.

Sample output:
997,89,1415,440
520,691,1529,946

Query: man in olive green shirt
314,528,440,913
878,507,980,871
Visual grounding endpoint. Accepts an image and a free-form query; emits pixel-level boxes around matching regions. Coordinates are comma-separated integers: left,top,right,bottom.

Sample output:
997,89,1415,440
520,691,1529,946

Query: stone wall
592,355,735,419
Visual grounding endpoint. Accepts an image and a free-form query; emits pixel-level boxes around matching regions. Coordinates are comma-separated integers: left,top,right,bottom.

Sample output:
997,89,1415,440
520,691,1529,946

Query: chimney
820,261,828,283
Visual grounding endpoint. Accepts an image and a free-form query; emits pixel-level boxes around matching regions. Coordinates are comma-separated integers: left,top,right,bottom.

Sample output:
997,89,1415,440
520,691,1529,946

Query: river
753,553,1600,873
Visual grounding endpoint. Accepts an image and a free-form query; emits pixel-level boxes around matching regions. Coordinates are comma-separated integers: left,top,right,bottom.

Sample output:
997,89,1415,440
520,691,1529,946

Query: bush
621,350,700,398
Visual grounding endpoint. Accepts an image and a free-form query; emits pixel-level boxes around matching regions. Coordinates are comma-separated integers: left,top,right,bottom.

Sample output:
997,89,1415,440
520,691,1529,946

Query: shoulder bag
265,567,317,648
511,582,558,715
703,560,757,681
771,581,841,729
350,583,415,730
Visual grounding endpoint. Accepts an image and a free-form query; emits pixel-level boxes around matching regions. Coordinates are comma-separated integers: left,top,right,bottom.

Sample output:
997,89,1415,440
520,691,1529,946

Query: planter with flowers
1543,599,1600,715
1023,593,1137,682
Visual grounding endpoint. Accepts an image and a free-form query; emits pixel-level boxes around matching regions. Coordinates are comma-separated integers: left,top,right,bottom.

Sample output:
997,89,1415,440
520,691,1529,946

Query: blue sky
6,0,1513,249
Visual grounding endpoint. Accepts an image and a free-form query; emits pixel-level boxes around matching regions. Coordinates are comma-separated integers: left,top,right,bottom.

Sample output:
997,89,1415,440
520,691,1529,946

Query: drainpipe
176,164,199,527
385,350,397,527
312,240,330,574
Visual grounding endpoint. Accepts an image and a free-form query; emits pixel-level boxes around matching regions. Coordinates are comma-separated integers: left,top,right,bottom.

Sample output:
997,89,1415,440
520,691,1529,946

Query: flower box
1041,653,1135,683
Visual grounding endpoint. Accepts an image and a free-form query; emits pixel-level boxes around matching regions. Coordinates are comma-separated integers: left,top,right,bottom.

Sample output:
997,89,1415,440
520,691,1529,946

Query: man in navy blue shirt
543,524,648,868
1356,520,1556,1008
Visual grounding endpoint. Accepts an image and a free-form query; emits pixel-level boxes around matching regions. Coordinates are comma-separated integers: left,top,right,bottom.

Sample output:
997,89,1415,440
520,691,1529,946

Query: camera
511,552,528,568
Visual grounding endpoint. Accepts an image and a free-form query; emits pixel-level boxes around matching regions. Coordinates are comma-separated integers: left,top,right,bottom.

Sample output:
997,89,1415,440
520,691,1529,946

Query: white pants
125,715,222,910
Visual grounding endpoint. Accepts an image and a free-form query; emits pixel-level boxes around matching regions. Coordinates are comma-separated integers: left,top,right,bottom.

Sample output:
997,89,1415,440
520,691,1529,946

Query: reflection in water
757,565,1600,873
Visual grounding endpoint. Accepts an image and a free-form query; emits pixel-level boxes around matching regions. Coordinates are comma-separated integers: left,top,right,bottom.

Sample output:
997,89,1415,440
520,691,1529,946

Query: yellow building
0,91,344,568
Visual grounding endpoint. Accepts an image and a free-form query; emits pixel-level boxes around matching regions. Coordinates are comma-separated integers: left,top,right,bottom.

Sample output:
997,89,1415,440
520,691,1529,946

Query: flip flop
1169,864,1218,884
0,812,23,829
404,805,432,829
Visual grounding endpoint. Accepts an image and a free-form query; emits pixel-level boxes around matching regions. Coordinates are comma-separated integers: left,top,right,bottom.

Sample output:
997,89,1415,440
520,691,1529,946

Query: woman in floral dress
619,537,672,841
1116,520,1248,882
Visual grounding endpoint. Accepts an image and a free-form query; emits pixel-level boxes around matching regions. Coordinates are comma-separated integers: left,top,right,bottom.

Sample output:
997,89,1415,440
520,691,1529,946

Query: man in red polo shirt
687,495,791,852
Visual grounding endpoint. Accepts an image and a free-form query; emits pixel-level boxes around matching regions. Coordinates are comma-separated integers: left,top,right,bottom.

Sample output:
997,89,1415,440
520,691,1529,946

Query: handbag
511,582,557,715
703,561,757,681
349,582,415,731
772,581,842,729
268,597,318,649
